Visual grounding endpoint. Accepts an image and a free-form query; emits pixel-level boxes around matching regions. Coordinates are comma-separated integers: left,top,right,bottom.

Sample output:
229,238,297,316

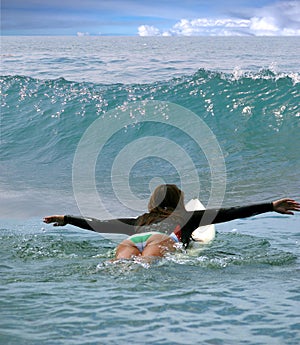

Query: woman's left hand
272,199,300,215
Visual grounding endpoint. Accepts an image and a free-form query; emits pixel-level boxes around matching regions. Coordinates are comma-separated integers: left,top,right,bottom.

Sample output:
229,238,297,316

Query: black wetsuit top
65,202,273,247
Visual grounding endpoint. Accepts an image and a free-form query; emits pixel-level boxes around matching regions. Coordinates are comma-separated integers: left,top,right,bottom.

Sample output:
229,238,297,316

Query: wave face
1,70,300,217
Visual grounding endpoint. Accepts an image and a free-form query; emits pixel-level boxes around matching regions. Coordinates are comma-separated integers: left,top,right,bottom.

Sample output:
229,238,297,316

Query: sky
1,0,300,36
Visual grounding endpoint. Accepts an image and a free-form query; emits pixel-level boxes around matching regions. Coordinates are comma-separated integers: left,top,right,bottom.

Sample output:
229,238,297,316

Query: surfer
43,184,300,259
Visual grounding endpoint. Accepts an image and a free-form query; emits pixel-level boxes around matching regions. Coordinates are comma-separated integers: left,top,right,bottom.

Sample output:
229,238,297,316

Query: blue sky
1,0,300,36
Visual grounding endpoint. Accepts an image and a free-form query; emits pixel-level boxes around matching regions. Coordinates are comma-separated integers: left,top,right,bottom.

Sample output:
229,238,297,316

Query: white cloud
138,18,253,36
169,18,251,36
249,17,279,35
77,31,90,36
137,1,300,36
138,25,161,36
249,0,300,35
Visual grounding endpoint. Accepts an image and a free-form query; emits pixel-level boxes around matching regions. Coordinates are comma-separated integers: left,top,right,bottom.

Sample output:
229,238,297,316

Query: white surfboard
185,198,215,244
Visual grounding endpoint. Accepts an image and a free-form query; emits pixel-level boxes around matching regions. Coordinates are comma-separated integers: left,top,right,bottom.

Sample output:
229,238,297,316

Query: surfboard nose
185,198,216,244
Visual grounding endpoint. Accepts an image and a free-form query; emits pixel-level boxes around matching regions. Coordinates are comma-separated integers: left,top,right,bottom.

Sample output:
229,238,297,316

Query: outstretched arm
181,198,299,248
213,198,300,223
188,198,300,229
43,215,137,235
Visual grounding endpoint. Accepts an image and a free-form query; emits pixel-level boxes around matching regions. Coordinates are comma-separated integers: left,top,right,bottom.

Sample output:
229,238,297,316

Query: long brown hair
136,184,185,226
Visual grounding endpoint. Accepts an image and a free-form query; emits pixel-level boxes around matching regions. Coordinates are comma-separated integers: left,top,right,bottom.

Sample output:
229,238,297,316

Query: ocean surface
1,36,300,344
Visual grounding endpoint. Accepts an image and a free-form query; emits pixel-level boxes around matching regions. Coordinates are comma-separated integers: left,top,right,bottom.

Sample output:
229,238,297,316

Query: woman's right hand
43,215,66,226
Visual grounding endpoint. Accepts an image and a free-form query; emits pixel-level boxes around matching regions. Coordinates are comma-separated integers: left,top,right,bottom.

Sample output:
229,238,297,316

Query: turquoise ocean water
1,36,300,344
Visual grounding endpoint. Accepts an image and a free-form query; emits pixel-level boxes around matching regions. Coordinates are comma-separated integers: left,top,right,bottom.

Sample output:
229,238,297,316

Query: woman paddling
44,184,300,259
